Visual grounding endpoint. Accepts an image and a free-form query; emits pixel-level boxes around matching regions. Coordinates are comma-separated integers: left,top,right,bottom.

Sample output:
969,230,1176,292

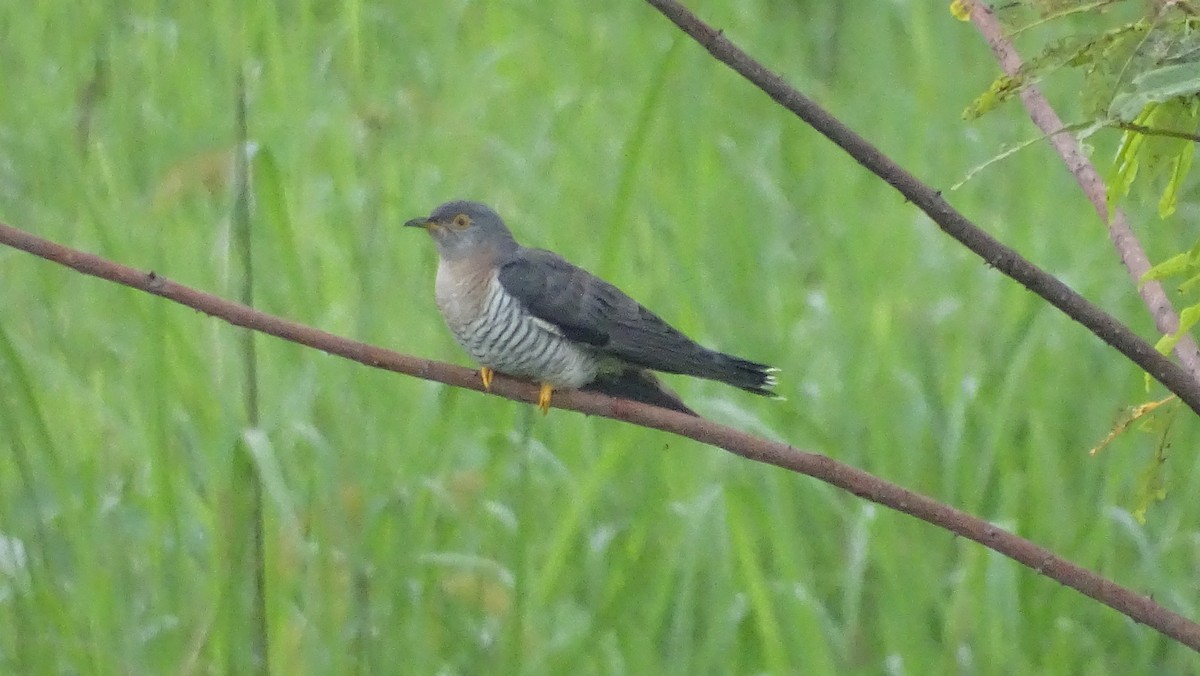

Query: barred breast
435,261,599,388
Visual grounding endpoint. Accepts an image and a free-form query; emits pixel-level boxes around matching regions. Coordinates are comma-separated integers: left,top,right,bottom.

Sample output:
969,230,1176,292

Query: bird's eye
452,214,471,229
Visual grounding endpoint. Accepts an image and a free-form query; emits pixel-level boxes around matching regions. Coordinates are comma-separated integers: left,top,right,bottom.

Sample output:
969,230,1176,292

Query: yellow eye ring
452,213,471,229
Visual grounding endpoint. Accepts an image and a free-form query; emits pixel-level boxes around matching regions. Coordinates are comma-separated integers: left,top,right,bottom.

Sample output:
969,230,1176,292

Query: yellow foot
480,366,494,391
537,382,554,415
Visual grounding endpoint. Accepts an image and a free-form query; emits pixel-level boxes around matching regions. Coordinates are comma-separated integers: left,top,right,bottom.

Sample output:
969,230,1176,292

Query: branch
641,0,1200,418
1114,120,1200,145
967,0,1200,383
3,219,1200,650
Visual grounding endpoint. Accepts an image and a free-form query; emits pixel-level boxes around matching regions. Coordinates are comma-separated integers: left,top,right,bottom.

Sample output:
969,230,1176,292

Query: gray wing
497,248,776,395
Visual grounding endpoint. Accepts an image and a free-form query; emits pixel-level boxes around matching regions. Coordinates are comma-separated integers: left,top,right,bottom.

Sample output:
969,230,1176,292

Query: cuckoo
404,200,777,415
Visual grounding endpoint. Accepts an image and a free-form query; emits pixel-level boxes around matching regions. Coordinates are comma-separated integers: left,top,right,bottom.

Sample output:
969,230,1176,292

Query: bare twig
2,218,1199,649
967,0,1200,383
1114,121,1200,144
637,0,1200,650
639,0,1200,416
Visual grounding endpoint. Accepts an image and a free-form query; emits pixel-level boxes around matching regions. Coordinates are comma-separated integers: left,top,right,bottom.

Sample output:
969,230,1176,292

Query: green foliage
1151,296,1200,356
970,3,1200,456
1130,403,1175,524
963,26,1143,121
1090,395,1177,524
1,0,1199,673
1109,82,1199,220
966,4,1200,218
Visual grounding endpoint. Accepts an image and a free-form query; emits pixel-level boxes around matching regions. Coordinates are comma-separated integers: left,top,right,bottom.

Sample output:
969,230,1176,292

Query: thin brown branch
1113,121,1200,144
639,0,1200,414
639,0,1200,651
3,219,1200,650
967,0,1200,382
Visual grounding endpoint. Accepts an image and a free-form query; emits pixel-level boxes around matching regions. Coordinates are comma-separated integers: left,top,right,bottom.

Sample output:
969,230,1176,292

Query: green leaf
1131,436,1171,525
949,0,970,22
1159,140,1193,218
1140,249,1191,284
1109,63,1200,122
1109,97,1200,217
964,35,1107,120
1080,22,1148,118
964,75,1023,121
1176,271,1200,295
1154,302,1200,356
1108,108,1148,215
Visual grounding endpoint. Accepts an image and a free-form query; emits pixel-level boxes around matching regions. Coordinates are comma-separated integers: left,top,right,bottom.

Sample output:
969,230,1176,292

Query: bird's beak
404,217,434,230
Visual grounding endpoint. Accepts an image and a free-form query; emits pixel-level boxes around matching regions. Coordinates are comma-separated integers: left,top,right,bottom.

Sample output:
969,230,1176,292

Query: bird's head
405,200,519,261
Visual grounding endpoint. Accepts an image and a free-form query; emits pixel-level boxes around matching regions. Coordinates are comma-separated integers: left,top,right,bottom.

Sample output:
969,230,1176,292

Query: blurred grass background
1,0,1198,673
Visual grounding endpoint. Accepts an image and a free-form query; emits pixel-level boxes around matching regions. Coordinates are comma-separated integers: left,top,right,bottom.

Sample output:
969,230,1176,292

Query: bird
404,200,777,416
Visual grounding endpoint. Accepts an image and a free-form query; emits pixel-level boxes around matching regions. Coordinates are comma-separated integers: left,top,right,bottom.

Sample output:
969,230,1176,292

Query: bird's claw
480,367,494,391
537,382,553,415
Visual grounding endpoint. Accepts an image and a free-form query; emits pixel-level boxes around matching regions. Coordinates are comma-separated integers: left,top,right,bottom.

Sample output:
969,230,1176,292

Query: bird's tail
582,368,698,416
685,350,777,397
710,348,777,396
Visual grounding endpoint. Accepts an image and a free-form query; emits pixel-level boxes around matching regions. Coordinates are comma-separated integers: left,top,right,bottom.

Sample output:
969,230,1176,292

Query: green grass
1,0,1198,672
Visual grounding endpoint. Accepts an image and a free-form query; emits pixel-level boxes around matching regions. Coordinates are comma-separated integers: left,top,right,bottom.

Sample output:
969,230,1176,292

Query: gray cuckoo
404,200,777,415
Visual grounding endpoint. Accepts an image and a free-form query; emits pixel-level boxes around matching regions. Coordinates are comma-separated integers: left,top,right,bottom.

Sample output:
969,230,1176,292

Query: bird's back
498,248,776,395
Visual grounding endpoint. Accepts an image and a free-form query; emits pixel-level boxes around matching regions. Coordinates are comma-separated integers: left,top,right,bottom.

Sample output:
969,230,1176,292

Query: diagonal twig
967,0,1200,382
2,218,1200,649
641,0,1200,418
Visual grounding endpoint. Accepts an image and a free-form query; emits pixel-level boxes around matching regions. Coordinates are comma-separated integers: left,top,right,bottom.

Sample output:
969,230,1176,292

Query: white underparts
436,266,598,388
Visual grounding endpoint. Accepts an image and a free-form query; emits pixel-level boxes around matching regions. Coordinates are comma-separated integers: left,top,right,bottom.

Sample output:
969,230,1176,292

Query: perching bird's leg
480,366,494,390
537,382,554,414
